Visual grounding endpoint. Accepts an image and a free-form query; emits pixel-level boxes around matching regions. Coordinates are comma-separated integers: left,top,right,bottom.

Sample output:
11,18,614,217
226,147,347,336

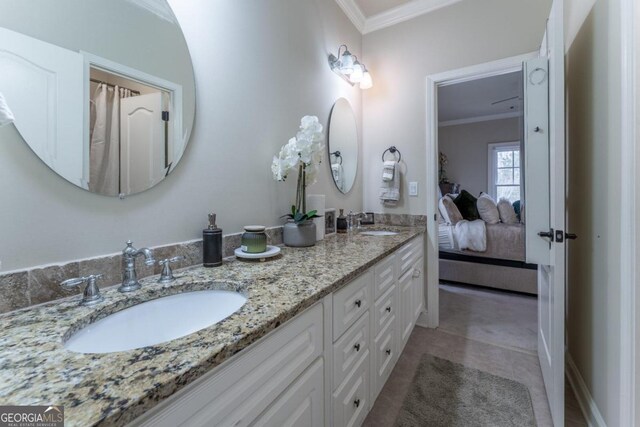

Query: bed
438,220,538,295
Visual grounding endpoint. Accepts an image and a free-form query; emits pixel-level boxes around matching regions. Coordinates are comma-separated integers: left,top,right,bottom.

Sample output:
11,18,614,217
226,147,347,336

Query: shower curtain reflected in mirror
89,84,132,196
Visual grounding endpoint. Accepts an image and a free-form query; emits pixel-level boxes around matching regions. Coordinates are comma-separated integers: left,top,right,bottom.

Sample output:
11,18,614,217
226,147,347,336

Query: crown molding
364,0,464,33
335,0,464,35
334,0,366,33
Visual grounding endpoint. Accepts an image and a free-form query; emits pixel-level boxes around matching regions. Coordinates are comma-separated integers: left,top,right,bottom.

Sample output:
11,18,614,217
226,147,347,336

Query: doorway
424,52,536,328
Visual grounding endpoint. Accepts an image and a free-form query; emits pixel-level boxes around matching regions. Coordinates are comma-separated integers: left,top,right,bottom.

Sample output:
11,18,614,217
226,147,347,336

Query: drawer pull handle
386,349,392,355
354,343,360,352
354,299,362,308
354,399,360,408
413,268,421,278
385,306,392,313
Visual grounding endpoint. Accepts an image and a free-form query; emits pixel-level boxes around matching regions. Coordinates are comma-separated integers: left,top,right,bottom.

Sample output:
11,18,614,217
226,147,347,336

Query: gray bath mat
395,354,535,427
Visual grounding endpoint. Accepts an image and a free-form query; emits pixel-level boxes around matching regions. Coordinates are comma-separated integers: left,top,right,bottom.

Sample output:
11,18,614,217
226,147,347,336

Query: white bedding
453,220,486,252
439,222,526,262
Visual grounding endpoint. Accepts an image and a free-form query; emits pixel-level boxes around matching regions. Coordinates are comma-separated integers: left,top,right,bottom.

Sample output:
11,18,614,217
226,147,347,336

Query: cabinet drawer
373,254,396,299
333,270,372,340
251,358,324,427
333,310,369,390
132,303,323,427
373,284,396,339
396,237,423,277
372,319,396,402
333,352,370,427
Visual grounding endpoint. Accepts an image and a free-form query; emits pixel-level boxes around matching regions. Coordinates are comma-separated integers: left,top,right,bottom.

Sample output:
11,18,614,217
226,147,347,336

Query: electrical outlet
409,181,418,196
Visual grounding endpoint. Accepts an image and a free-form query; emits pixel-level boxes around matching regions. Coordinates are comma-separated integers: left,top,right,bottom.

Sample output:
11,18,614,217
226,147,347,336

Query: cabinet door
398,268,414,352
412,257,425,322
133,304,323,427
251,358,324,427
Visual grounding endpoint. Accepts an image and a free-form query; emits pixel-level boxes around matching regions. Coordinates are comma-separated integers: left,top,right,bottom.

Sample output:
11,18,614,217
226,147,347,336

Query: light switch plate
409,181,418,196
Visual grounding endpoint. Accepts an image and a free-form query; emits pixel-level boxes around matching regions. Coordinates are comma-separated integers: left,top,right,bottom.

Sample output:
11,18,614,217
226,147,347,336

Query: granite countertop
0,226,424,426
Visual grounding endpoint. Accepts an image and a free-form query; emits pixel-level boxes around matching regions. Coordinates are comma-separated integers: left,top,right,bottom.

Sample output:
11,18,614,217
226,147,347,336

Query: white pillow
438,195,463,225
497,199,519,224
520,204,526,224
476,193,500,224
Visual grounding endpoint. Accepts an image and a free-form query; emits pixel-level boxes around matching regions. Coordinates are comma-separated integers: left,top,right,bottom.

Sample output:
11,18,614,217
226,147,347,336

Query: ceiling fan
491,95,522,105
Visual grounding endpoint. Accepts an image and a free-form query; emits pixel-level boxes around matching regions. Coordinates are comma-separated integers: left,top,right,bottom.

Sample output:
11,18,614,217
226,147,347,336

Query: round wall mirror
0,0,196,197
328,98,358,194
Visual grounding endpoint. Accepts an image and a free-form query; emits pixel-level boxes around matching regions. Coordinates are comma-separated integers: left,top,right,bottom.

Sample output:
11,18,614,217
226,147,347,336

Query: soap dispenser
337,209,348,234
203,213,222,267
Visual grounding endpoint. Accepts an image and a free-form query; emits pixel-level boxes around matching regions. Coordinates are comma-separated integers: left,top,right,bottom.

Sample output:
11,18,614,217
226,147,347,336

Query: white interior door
524,1,566,425
0,27,84,187
120,92,165,195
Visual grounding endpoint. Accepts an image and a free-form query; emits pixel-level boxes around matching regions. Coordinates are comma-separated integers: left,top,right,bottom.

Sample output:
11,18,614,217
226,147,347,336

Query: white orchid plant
272,115,325,224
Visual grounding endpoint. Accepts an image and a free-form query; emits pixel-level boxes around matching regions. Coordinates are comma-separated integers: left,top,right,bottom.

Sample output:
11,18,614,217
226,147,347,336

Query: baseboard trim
566,353,607,427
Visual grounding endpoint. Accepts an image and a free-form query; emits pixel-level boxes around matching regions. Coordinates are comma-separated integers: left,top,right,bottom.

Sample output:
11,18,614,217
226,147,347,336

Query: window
488,142,521,203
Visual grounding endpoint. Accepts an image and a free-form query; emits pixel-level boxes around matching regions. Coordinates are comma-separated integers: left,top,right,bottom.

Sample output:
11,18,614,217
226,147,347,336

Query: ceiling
335,0,463,34
353,0,413,17
437,71,523,125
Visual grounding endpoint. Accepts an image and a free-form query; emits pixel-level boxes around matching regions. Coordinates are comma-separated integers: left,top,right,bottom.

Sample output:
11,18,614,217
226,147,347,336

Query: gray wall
566,0,622,424
0,0,363,271
361,0,550,213
438,117,520,197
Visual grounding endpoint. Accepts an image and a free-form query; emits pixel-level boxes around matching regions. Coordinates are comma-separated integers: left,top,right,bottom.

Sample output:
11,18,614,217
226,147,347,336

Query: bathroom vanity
0,227,425,426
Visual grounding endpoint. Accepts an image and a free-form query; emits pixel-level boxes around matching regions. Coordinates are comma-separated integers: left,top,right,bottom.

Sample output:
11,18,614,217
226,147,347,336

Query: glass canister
241,225,267,253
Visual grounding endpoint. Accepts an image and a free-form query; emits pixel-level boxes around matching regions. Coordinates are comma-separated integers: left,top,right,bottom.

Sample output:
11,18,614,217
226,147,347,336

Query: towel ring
330,151,343,165
382,146,401,162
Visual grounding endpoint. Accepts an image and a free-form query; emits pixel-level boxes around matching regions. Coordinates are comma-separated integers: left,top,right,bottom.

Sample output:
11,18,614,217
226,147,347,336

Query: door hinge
162,111,169,122
555,229,564,243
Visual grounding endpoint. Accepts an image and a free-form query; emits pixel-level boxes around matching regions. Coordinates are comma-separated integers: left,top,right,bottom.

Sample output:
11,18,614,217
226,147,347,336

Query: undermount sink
359,230,399,236
64,290,247,354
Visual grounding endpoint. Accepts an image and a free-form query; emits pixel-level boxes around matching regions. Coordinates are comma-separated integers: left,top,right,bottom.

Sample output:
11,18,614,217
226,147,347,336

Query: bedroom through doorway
435,68,539,354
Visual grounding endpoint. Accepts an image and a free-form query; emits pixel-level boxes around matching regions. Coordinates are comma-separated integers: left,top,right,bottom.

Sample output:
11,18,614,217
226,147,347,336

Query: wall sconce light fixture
328,45,373,89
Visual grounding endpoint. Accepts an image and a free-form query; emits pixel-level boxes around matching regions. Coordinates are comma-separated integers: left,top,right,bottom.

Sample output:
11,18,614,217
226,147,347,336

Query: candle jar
241,225,267,253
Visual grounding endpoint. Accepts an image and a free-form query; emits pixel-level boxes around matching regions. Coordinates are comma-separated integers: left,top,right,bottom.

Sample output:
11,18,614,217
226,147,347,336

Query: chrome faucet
347,212,368,231
61,274,104,306
119,240,155,293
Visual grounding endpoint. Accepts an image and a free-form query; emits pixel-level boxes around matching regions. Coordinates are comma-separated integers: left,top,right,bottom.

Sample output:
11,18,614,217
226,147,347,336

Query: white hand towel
379,162,400,207
0,92,15,127
382,161,395,181
331,163,344,190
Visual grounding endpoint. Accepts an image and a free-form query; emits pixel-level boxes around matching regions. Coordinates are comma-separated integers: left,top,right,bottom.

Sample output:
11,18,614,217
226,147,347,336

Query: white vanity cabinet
132,304,324,427
130,234,425,427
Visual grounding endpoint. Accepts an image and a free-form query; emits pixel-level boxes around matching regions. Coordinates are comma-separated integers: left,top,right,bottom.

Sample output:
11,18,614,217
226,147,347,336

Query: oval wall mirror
328,98,358,194
0,0,196,197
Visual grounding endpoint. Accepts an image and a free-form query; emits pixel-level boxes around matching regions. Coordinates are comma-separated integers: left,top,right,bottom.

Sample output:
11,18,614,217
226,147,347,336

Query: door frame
620,0,638,423
424,51,538,328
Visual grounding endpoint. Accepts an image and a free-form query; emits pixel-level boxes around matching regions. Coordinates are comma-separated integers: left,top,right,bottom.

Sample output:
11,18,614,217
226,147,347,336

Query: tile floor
364,283,587,427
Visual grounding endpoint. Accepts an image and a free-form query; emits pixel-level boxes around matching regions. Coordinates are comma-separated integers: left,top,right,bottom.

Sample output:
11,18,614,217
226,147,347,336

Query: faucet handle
60,274,104,306
157,256,185,283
